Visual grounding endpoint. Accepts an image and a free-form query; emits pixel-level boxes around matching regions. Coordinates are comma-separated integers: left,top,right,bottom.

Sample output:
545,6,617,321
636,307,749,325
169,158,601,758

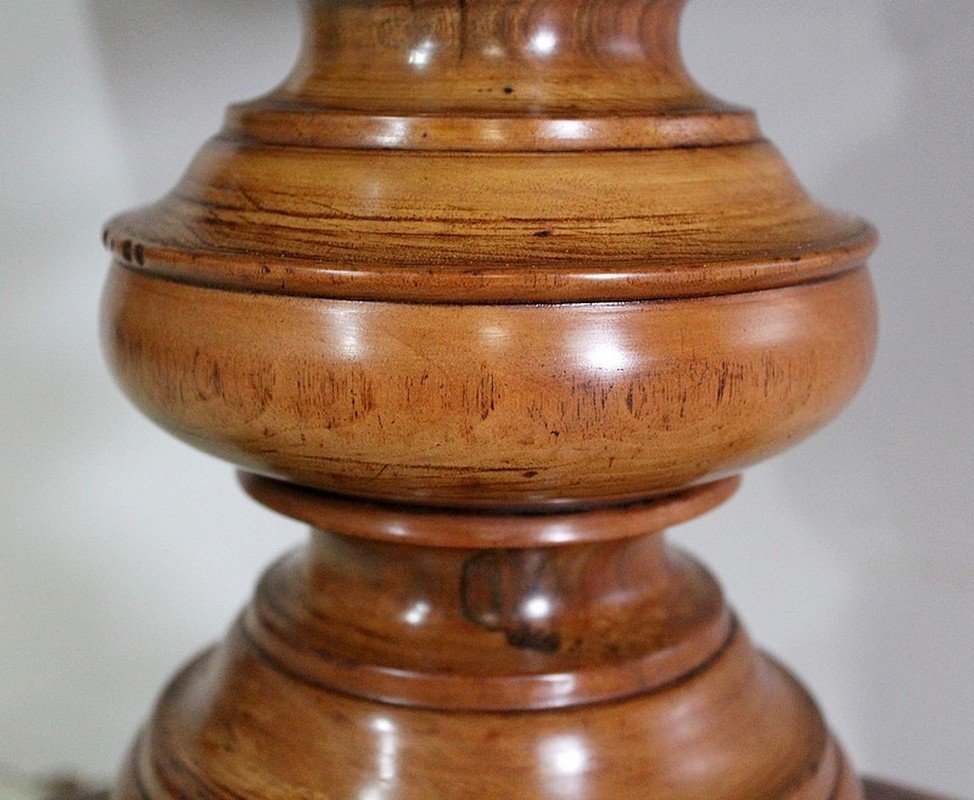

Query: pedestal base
114,637,860,800
110,477,863,800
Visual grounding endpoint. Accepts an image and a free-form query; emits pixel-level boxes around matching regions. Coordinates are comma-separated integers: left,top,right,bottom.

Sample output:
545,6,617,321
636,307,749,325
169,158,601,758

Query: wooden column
100,1,878,797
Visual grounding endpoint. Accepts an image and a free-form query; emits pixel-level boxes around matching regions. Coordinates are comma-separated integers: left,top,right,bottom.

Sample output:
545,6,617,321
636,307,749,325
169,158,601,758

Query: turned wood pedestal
100,1,884,798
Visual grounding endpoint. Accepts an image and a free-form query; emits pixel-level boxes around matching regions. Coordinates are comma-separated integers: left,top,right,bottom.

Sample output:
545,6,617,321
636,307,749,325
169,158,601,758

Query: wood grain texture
117,629,854,800
103,265,875,508
104,142,875,303
102,1,876,304
107,489,861,798
242,518,733,710
238,472,741,547
99,0,880,797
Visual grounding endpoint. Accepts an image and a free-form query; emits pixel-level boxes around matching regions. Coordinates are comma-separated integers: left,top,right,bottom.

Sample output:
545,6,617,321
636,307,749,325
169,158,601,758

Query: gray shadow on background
779,2,974,789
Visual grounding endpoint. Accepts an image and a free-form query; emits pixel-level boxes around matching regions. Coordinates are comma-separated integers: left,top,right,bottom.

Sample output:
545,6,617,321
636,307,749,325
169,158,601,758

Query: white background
1,1,972,795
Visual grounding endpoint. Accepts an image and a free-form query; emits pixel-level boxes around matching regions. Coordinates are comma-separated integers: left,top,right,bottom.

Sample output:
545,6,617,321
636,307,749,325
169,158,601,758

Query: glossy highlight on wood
103,265,875,508
99,0,879,798
242,490,734,711
239,472,741,547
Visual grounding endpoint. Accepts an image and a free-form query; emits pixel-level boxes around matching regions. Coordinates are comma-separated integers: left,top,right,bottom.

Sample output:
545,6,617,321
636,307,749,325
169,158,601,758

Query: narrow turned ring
239,471,741,548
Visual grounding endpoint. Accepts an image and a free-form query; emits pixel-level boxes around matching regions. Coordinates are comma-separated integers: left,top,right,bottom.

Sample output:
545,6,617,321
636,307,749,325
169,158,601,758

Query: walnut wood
99,0,880,798
103,265,875,509
103,143,874,304
238,472,741,547
117,626,857,800
242,494,735,711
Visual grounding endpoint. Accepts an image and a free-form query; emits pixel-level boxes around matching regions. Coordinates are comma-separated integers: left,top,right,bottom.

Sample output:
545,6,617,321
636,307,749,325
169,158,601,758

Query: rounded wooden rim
103,213,876,304
224,104,762,152
241,605,737,711
239,472,741,548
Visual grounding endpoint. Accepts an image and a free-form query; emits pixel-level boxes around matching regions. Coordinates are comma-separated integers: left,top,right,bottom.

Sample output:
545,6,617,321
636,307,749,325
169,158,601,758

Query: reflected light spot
481,323,510,345
375,119,410,147
548,120,588,141
371,716,395,735
408,39,435,68
402,600,431,626
541,735,590,776
368,716,399,784
523,595,552,621
541,522,576,543
482,120,504,143
586,342,630,372
383,522,409,539
332,309,366,359
530,30,558,56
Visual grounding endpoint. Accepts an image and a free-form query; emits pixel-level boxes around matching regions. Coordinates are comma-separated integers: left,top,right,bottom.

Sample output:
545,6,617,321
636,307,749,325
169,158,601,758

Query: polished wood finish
238,472,741,547
104,143,874,303
103,266,874,508
100,1,879,798
243,485,735,711
117,629,857,800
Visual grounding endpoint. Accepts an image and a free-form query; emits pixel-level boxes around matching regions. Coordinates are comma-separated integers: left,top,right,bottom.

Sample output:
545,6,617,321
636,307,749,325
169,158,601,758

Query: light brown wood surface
100,0,881,798
103,265,875,508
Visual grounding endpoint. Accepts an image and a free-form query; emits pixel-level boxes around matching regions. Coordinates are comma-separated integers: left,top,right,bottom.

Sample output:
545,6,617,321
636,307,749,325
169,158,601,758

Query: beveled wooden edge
239,472,741,548
240,605,736,712
102,230,876,305
222,104,762,152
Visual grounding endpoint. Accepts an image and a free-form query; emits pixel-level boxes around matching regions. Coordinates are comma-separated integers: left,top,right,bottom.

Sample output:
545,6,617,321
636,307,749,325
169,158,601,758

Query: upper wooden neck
275,0,719,115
